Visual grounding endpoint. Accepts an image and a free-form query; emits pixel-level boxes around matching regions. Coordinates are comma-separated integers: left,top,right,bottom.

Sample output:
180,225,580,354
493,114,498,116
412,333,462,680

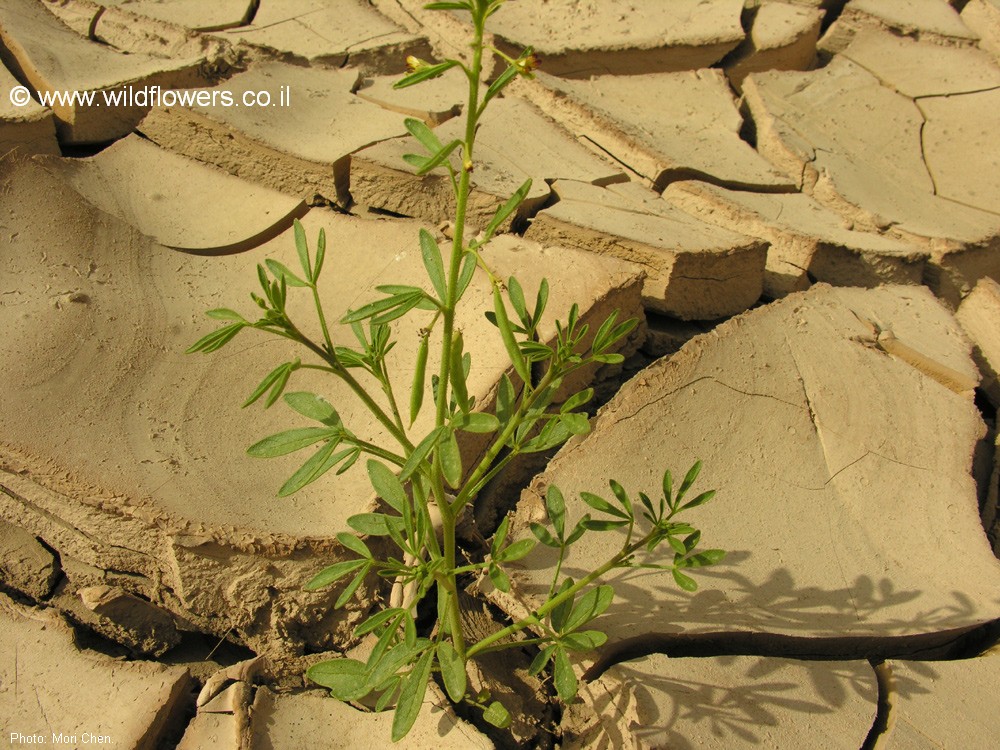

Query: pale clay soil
1,1,1000,748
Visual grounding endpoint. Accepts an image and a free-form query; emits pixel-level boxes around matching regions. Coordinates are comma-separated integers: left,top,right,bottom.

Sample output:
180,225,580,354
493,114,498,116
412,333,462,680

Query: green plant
189,0,724,740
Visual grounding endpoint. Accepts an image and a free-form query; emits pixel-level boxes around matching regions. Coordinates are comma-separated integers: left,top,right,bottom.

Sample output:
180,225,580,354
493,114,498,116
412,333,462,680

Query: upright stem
435,15,486,662
451,364,555,513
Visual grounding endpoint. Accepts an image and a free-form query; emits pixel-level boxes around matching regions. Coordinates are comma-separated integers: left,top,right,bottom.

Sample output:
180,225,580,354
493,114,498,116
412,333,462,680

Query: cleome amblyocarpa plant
188,0,724,741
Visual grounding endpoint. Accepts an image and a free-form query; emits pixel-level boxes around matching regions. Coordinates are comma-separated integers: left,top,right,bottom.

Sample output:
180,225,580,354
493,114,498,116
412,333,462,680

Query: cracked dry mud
1,0,1000,748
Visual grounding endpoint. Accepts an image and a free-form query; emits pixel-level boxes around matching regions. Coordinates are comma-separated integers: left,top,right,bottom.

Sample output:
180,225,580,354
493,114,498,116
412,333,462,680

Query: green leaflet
307,658,369,701
304,559,366,591
393,60,459,89
247,427,336,458
278,442,350,496
367,460,407,513
405,118,444,154
243,360,298,408
493,287,529,383
482,701,512,729
562,585,614,635
419,229,447,302
391,648,433,741
437,641,467,703
403,139,462,175
284,391,339,425
553,647,577,702
265,258,307,287
293,219,310,281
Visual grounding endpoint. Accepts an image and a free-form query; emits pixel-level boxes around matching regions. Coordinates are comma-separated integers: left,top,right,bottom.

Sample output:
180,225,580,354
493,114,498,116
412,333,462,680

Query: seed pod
409,331,429,425
449,330,471,413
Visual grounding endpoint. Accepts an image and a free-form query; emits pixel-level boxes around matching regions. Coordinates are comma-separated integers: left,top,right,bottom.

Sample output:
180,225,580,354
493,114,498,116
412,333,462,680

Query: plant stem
376,359,408,439
440,513,467,659
291,326,415,453
350,439,406,467
450,364,555,514
435,12,487,665
311,285,335,354
465,533,652,659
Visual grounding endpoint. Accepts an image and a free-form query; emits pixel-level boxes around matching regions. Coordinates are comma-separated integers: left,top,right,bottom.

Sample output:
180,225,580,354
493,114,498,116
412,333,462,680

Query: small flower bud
406,55,431,73
514,52,540,78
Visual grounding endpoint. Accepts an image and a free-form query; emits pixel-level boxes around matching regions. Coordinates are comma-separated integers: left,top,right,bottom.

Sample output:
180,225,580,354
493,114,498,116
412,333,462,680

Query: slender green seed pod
409,331,429,425
449,330,470,413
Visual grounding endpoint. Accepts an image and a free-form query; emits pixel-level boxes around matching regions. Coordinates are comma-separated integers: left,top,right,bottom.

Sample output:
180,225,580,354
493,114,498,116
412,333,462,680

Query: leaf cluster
516,463,724,700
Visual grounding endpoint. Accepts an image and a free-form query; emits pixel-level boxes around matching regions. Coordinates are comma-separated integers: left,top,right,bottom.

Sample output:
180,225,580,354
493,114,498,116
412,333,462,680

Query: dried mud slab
0,592,193,747
370,0,500,72
0,518,59,599
0,60,58,156
919,89,1000,219
178,712,240,750
886,651,1000,748
61,583,182,656
743,57,1000,305
494,284,1000,664
40,134,307,253
839,29,1000,98
351,97,626,229
957,277,1000,407
248,686,495,749
140,62,406,204
565,655,878,750
485,0,746,77
515,69,794,191
838,33,1000,221
526,180,767,320
820,0,979,53
43,0,235,63
0,0,207,143
216,0,430,70
723,2,824,92
103,0,255,31
963,0,1000,61
354,72,465,126
664,180,926,298
0,157,642,654
986,435,1000,555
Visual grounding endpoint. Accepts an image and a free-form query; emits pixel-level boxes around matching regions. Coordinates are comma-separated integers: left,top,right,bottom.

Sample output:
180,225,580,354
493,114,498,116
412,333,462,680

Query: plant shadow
511,542,1000,665
571,654,882,750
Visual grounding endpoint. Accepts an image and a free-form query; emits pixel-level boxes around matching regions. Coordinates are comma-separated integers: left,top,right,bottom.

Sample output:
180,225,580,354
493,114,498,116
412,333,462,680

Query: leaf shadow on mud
570,654,880,750
512,544,998,665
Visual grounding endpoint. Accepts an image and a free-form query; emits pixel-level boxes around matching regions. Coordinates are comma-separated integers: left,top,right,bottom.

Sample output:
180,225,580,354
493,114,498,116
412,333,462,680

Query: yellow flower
406,55,431,73
514,52,540,78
